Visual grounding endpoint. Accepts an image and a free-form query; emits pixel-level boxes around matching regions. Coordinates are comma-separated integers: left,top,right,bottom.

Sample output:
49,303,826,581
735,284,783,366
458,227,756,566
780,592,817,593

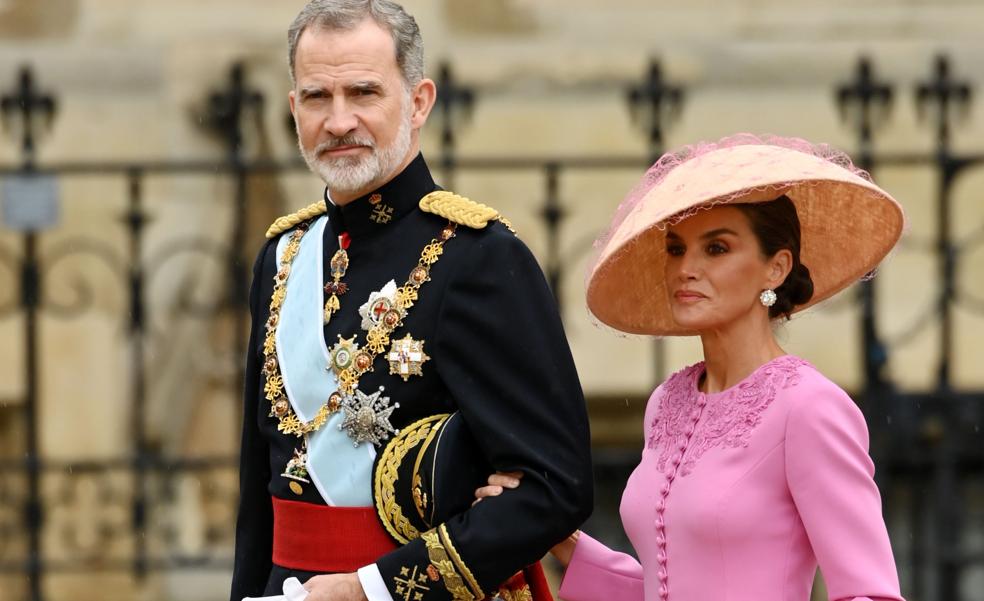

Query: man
230,2,593,600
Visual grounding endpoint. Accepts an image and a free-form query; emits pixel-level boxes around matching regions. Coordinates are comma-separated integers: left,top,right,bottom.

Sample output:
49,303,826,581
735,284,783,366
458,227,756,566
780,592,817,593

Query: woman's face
664,206,788,333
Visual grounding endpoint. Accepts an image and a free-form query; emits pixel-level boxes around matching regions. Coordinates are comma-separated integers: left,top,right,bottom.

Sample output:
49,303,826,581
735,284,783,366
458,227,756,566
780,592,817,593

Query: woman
477,135,906,601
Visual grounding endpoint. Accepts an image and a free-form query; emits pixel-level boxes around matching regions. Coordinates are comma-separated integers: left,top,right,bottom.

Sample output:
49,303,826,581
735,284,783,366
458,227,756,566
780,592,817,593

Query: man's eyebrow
298,86,328,99
347,81,383,93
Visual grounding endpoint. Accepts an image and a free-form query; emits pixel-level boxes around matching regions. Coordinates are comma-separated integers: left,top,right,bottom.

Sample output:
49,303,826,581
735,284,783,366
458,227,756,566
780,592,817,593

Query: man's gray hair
288,0,424,88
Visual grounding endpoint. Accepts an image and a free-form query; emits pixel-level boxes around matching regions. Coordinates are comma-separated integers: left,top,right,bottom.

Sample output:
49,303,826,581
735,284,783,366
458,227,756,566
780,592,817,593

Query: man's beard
298,104,413,198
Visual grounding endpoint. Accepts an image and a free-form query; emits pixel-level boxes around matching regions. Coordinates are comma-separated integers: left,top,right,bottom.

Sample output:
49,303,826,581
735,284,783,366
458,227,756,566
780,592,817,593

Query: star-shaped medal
387,334,430,381
339,386,399,447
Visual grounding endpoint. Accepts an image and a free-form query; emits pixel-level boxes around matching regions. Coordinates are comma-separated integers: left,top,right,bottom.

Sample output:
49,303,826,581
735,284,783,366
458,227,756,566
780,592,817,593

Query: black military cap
373,412,491,544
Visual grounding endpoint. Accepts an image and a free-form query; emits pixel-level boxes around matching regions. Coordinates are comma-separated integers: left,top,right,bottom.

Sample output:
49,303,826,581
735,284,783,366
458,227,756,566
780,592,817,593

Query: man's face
289,19,430,203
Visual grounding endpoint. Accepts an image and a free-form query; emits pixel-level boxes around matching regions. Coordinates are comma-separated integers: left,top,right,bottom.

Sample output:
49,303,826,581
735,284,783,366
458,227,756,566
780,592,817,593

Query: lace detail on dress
647,356,810,476
646,363,706,471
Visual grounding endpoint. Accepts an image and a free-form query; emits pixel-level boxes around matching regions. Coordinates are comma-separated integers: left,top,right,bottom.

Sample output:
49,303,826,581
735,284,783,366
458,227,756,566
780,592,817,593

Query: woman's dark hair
735,195,814,319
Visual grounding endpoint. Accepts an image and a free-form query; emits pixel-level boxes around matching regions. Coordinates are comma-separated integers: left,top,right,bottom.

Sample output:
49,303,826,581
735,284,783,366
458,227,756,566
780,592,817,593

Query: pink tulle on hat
585,134,906,336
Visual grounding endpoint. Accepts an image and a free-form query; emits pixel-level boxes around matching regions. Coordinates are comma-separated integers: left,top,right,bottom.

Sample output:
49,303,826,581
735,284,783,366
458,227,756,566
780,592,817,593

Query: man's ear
409,78,437,129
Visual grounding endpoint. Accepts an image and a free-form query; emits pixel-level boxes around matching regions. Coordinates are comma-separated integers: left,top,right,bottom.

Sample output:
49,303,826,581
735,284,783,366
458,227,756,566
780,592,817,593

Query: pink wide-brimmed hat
586,134,906,336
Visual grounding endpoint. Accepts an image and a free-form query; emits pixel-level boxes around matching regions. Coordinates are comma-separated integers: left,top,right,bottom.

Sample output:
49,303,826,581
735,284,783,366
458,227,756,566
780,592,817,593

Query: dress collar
324,153,435,240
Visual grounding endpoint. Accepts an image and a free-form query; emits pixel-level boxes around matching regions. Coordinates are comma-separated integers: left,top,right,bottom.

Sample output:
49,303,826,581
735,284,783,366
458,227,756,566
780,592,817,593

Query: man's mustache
315,136,375,154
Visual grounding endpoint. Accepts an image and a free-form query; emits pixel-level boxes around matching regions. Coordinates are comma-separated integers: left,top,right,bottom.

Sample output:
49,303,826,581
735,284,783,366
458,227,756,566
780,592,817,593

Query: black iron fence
0,55,982,601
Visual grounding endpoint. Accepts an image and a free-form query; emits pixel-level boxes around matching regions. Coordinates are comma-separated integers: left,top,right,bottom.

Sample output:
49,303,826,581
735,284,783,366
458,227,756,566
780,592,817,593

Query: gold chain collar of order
261,219,458,438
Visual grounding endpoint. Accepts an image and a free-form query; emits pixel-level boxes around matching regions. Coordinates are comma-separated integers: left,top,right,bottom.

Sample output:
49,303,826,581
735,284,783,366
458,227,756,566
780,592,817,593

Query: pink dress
559,356,904,601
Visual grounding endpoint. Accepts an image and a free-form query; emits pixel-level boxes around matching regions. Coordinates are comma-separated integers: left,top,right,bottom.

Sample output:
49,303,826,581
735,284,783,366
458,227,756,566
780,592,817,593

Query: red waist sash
271,496,553,601
271,496,398,573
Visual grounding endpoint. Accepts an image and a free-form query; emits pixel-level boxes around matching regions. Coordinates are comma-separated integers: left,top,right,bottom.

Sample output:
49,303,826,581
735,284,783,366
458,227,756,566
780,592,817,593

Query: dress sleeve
374,227,595,601
558,533,645,601
230,240,276,601
784,378,904,601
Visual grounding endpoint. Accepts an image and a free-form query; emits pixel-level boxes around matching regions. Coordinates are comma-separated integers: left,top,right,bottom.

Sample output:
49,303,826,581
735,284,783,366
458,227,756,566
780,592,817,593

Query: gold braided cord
439,524,484,600
422,530,476,601
497,215,518,234
265,200,328,239
374,414,449,545
497,586,533,601
419,191,499,229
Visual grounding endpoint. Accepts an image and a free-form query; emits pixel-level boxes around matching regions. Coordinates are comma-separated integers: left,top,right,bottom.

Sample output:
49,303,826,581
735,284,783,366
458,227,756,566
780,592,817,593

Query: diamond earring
759,289,777,307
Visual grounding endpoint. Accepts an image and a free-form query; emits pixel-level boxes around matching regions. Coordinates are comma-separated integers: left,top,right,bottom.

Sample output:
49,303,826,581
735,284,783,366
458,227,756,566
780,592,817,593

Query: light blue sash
275,215,374,506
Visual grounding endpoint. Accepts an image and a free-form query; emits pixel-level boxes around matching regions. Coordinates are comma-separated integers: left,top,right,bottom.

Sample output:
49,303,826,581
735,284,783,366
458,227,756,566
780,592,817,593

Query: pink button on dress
559,355,904,601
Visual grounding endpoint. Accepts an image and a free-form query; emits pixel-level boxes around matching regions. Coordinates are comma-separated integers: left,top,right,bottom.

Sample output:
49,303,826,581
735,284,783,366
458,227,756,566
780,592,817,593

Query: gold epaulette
419,191,514,233
265,200,328,239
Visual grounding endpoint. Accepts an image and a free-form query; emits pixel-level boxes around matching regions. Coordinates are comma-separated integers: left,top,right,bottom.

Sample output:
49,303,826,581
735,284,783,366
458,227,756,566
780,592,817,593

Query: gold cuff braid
438,524,484,599
498,587,533,601
422,530,475,601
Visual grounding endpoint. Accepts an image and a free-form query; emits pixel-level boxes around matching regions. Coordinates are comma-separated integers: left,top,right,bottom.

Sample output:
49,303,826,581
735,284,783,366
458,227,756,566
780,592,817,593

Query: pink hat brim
586,143,905,336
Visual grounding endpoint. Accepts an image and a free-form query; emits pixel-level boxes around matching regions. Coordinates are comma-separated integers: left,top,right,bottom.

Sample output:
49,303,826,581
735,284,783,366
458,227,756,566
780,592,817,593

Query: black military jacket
230,154,593,601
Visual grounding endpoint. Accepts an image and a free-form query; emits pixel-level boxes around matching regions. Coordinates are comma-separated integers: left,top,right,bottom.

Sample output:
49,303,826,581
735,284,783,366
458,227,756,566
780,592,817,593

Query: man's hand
303,573,368,601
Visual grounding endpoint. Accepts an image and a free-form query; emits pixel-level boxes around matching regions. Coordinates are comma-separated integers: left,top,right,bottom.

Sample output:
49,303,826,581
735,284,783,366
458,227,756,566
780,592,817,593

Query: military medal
339,386,399,447
359,280,403,332
263,209,458,454
328,335,359,375
323,232,351,324
281,446,311,496
387,334,430,381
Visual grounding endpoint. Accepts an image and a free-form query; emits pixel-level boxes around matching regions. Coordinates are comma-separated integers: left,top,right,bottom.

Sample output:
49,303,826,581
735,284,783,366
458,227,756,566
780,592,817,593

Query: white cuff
358,564,395,601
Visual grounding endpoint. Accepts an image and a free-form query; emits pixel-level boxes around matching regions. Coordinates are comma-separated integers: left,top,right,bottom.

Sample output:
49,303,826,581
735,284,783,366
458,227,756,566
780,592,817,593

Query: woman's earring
759,289,777,307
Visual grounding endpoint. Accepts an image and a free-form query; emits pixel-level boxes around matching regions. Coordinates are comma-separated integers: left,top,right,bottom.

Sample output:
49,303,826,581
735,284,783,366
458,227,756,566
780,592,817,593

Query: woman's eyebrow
699,228,738,240
666,228,738,241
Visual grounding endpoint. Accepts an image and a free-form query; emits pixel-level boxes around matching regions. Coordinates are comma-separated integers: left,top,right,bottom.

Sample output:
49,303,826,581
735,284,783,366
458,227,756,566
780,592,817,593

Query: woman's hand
473,471,523,505
549,531,580,568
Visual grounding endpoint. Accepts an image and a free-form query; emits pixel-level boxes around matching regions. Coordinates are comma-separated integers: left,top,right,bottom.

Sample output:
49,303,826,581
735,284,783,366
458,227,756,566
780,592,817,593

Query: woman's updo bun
736,196,815,320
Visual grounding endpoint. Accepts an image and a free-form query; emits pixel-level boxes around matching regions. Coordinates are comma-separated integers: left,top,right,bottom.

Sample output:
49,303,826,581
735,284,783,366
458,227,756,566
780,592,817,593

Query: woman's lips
673,290,707,302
